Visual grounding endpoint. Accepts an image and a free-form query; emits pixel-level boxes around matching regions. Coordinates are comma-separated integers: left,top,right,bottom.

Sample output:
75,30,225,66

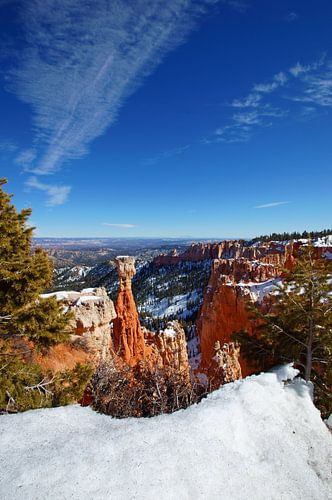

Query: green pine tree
0,179,92,412
234,245,332,415
0,178,71,349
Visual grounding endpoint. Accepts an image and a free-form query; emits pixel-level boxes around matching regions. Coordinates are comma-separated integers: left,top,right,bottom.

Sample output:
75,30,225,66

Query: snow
234,278,282,302
0,367,331,500
270,363,300,382
41,290,103,305
140,291,201,319
327,414,332,430
162,326,177,337
314,235,332,247
81,287,97,294
75,296,102,305
40,291,79,300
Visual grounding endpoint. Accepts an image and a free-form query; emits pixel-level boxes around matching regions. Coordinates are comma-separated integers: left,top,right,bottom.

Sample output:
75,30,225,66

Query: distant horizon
33,226,331,241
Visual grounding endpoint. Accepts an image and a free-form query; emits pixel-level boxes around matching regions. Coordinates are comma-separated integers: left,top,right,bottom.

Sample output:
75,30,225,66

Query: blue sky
0,0,331,238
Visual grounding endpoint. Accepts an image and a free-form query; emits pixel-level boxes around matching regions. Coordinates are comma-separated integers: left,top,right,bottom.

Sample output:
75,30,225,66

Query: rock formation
197,275,254,376
208,341,242,390
144,321,190,383
110,257,191,384
112,256,147,365
196,251,287,378
152,239,325,268
37,287,116,371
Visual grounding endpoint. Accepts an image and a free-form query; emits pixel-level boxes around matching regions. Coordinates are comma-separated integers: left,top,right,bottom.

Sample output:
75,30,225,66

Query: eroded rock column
112,256,146,365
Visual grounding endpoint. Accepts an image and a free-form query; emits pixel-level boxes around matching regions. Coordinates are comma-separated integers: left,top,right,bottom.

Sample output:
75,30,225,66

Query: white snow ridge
0,367,331,500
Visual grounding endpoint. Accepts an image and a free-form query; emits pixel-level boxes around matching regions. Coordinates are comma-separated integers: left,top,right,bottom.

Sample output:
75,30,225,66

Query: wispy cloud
142,145,189,166
15,148,37,168
290,62,332,107
0,139,17,152
209,56,332,143
26,176,71,206
253,72,288,94
221,0,247,13
285,12,298,23
214,106,287,143
6,0,222,179
231,93,262,108
102,223,136,228
255,201,290,209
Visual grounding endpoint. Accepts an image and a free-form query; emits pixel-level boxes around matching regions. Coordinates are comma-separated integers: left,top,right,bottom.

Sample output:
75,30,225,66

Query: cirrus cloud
254,201,290,209
7,0,220,178
102,223,136,228
25,176,71,206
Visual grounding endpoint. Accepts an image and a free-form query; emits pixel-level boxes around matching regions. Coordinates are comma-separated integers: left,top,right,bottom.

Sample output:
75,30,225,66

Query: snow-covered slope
0,367,331,500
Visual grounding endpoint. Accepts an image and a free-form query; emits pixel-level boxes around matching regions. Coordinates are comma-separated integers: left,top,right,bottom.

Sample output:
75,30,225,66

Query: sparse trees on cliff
235,245,332,415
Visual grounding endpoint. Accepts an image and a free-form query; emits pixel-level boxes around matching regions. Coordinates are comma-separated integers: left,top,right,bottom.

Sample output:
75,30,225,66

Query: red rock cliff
152,240,297,267
196,254,286,377
112,256,147,366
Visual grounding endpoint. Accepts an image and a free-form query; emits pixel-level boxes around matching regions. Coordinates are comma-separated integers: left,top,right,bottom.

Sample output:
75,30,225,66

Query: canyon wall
153,240,294,266
195,244,295,377
195,240,332,378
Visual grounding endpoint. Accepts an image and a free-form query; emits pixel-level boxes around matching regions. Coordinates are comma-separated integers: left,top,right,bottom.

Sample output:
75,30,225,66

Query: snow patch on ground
162,326,177,337
81,287,97,294
75,296,102,305
230,278,282,302
40,291,79,300
314,235,332,247
0,367,331,500
140,290,200,319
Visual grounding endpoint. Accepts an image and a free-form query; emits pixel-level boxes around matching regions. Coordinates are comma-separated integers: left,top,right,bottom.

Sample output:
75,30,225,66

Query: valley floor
0,367,331,500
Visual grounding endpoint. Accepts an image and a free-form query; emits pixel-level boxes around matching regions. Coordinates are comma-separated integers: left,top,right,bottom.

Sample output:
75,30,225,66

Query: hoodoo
110,256,191,384
112,256,147,365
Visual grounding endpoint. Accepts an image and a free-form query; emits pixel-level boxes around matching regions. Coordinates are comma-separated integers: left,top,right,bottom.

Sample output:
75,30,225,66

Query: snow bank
0,368,331,500
236,278,281,302
40,291,79,300
75,295,102,305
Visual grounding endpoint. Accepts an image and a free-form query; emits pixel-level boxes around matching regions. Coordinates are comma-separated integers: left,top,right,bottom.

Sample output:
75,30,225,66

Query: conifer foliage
0,179,92,412
0,178,70,348
235,245,332,415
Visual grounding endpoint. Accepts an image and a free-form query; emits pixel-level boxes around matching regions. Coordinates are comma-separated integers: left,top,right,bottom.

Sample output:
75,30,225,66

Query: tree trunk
305,320,314,400
305,281,314,383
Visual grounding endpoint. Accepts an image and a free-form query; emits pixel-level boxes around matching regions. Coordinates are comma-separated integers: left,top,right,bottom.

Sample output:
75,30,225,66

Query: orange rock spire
112,256,146,365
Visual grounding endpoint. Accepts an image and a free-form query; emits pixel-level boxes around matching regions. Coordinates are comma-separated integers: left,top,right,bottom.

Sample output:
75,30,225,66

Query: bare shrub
92,360,202,418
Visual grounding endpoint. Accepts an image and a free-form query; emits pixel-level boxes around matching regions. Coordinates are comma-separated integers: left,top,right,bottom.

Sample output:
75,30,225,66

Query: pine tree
234,245,332,415
0,179,92,412
0,178,70,348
